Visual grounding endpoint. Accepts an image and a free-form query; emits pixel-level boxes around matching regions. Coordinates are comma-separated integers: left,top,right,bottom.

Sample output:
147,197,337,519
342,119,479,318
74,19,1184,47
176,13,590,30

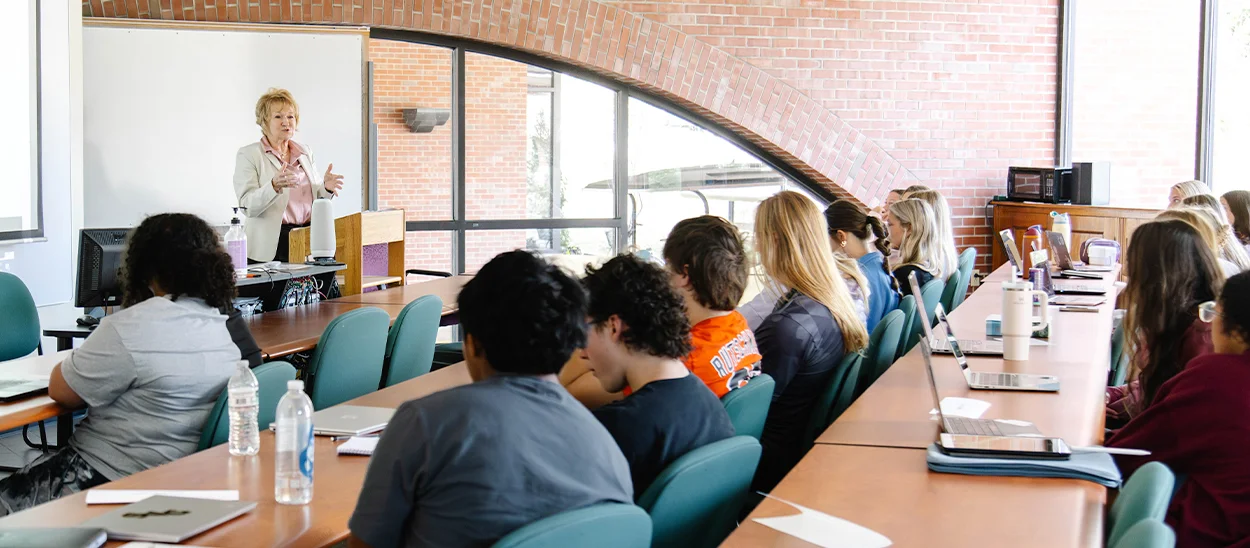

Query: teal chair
199,361,298,450
306,307,390,410
856,309,906,397
1109,309,1128,386
1112,520,1175,548
381,295,443,388
906,278,946,350
637,436,762,548
491,503,652,548
952,247,977,310
720,374,774,440
895,295,917,362
939,272,961,317
803,352,862,448
0,272,41,361
432,341,464,371
1108,461,1176,547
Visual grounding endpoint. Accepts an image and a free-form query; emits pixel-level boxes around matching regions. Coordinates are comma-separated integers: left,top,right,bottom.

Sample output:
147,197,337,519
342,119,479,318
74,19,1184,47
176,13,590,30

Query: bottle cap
287,380,304,391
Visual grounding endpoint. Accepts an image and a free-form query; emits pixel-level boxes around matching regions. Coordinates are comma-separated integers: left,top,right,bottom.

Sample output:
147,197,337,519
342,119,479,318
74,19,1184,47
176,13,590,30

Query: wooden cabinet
990,202,1159,270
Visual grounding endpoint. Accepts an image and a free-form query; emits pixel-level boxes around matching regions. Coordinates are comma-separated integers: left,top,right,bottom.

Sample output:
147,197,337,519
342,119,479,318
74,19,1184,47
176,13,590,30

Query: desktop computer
74,228,129,325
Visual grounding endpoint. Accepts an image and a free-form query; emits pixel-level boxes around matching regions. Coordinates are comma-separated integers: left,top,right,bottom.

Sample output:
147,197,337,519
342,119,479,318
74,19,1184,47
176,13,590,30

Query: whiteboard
82,25,364,228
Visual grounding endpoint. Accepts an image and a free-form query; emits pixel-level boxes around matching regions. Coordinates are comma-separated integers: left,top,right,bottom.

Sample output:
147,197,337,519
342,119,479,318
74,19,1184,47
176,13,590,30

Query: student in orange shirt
662,216,763,397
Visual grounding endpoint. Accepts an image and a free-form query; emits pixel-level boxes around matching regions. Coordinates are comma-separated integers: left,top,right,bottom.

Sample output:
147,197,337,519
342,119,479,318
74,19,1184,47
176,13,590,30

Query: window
1069,0,1200,207
1212,0,1250,191
464,228,616,273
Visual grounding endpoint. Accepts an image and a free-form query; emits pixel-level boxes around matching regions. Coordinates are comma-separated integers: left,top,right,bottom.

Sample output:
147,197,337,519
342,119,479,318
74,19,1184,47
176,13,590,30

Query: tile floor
0,417,80,480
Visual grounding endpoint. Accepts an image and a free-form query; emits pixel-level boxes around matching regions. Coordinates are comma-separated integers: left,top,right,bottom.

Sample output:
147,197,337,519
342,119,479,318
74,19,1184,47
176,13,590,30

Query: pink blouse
261,137,313,225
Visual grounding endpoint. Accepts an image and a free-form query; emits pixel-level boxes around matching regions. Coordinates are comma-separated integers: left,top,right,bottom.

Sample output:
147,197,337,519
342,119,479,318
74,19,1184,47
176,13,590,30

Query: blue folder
926,444,1123,488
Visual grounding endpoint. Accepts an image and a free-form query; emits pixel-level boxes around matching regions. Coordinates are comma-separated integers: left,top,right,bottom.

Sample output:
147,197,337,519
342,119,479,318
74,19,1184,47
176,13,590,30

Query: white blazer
232,140,334,262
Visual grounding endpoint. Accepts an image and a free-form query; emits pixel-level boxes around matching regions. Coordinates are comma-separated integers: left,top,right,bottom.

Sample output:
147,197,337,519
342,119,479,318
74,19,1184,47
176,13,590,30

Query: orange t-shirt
685,311,762,398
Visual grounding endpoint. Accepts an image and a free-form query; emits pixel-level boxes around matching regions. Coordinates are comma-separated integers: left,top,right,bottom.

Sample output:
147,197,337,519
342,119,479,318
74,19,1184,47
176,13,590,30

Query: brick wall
1069,0,1199,208
87,0,1064,273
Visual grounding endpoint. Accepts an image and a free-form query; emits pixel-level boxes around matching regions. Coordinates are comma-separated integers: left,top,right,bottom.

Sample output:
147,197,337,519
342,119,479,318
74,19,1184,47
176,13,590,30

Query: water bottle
225,207,248,275
275,380,314,505
226,360,259,456
1050,211,1071,250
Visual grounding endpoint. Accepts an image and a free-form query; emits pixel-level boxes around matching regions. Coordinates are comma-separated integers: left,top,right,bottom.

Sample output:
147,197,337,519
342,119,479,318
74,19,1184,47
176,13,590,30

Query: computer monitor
75,228,130,309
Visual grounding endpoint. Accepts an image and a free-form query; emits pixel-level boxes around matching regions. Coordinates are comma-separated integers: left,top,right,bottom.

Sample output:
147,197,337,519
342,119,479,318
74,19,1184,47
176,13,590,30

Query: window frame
369,28,831,275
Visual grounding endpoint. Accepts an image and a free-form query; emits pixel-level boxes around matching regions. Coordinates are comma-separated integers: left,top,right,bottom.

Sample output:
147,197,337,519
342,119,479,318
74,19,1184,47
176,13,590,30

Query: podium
288,209,407,296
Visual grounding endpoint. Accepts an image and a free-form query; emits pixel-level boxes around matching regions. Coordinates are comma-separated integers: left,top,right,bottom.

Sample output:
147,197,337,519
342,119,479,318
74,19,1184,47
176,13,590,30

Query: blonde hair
1170,180,1212,204
907,190,960,281
1178,202,1250,272
755,191,869,352
255,88,300,135
1156,209,1224,259
902,184,932,197
888,199,947,279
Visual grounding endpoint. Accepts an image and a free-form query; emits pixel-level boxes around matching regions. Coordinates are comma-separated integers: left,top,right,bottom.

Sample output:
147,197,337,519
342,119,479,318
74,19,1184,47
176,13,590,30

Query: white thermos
1001,280,1049,361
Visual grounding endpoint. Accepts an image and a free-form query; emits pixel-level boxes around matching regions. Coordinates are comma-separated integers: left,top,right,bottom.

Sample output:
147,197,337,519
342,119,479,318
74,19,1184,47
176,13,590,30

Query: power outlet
969,270,985,288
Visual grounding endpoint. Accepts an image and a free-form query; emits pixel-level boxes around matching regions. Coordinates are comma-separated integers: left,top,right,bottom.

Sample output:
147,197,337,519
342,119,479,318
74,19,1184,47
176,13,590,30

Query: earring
840,241,848,248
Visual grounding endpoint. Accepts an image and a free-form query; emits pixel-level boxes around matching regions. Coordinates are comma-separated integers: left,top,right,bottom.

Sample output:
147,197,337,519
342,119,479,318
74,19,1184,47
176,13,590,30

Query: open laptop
81,495,256,543
909,272,1060,392
920,338,1042,437
1035,259,1107,296
0,377,49,402
1047,231,1113,276
928,305,1049,356
999,230,1105,295
269,405,395,436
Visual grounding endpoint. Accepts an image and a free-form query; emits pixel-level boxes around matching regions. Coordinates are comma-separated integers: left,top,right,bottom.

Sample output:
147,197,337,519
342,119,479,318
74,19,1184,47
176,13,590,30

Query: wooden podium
288,209,407,296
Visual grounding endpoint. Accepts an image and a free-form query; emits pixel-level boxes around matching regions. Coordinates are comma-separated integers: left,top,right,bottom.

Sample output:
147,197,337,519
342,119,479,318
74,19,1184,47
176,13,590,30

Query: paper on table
754,493,892,548
928,397,990,419
86,489,239,505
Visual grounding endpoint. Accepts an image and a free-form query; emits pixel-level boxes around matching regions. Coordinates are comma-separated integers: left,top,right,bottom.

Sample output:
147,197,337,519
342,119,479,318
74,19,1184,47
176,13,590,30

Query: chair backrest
1108,461,1176,547
1109,309,1128,386
306,307,390,410
803,352,863,448
939,272,961,315
0,272,40,361
895,295,917,362
1112,520,1175,548
382,295,443,388
857,309,906,397
720,374,774,440
907,278,946,349
636,436,762,548
953,247,977,309
199,361,298,450
491,503,652,548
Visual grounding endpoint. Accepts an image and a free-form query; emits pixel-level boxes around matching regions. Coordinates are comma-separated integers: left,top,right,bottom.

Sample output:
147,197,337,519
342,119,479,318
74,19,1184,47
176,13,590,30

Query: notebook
925,443,1122,487
337,436,380,456
0,528,106,548
81,496,256,543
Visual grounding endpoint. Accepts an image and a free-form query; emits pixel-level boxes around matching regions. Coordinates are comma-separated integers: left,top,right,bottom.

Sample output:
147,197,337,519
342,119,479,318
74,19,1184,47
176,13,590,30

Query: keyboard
970,372,1022,387
943,416,1004,436
0,380,35,390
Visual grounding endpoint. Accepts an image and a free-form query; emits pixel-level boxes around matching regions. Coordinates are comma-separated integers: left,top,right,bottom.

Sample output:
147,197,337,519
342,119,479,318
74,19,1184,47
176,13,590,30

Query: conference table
0,362,475,546
722,263,1120,547
0,351,75,445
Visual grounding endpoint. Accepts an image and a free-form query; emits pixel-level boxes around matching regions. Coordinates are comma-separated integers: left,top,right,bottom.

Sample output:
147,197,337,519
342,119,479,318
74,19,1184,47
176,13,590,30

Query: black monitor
75,228,129,309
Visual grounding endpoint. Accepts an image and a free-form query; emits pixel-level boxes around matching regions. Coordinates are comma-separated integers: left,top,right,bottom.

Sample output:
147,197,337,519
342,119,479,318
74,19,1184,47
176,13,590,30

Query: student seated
581,254,736,496
1168,179,1212,209
1108,270,1250,547
1105,220,1220,429
907,190,960,284
349,251,632,548
0,213,242,516
1182,195,1250,273
825,199,900,332
886,199,945,289
1157,208,1243,278
1221,190,1250,254
751,192,869,492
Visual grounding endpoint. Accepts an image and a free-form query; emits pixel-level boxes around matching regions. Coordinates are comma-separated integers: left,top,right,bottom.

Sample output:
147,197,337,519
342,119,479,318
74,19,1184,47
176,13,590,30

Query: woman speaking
233,88,344,263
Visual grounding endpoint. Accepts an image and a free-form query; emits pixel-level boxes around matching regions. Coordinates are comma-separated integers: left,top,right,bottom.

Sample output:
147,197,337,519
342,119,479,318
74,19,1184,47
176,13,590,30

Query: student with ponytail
0,213,242,515
825,199,900,332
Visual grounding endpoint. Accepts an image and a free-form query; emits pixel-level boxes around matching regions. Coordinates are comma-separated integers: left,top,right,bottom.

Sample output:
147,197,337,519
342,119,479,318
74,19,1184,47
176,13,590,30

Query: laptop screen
910,272,970,369
999,229,1024,276
1046,231,1074,270
918,338,949,434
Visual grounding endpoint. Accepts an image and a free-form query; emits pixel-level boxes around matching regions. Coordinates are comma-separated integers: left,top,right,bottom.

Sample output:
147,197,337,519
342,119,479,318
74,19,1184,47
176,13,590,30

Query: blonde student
906,190,960,284
886,199,946,288
1183,195,1250,273
1169,179,1212,209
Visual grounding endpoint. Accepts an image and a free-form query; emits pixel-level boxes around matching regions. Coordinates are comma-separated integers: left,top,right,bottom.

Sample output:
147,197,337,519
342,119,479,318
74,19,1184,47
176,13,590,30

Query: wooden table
247,301,410,360
329,275,469,309
0,351,74,441
818,266,1118,449
722,445,1104,547
0,362,473,547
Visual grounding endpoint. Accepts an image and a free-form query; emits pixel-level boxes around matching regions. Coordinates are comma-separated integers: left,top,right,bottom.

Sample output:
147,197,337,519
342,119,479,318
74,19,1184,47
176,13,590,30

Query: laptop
312,405,394,436
1035,259,1107,296
0,377,50,402
998,229,1025,278
920,338,1042,437
81,496,256,543
1046,231,1114,275
908,272,1060,392
928,305,1049,356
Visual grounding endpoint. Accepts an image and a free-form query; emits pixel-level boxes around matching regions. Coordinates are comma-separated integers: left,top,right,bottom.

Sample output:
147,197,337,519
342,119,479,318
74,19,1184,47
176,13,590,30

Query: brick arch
84,0,918,204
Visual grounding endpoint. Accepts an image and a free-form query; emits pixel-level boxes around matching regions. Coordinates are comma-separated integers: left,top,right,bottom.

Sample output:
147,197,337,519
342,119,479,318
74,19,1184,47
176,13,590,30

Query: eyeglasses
1199,301,1221,323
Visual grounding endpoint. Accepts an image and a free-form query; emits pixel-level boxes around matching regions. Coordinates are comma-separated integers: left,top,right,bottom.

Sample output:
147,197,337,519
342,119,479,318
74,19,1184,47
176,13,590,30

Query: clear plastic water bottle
227,360,259,456
274,380,314,505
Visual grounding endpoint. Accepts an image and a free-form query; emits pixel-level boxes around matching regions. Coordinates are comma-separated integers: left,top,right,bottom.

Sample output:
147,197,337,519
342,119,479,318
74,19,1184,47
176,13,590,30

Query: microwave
1006,167,1072,203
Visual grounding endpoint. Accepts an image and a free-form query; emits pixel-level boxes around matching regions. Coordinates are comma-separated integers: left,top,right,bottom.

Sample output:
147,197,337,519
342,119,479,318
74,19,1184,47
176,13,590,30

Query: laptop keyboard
943,416,1004,436
973,372,1021,387
0,380,37,391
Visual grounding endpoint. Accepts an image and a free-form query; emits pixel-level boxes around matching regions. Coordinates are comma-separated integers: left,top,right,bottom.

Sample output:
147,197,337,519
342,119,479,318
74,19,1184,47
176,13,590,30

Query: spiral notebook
336,436,380,456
